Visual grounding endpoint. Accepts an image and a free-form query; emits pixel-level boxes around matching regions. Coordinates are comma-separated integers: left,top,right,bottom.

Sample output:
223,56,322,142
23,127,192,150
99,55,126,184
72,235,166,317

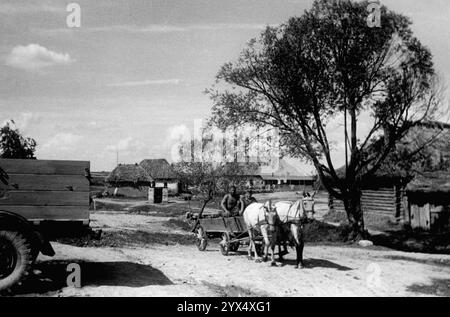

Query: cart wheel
220,233,230,256
196,226,207,251
229,242,240,252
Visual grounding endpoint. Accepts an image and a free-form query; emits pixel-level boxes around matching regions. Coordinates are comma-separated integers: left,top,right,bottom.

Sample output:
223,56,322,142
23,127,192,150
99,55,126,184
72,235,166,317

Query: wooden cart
191,215,264,256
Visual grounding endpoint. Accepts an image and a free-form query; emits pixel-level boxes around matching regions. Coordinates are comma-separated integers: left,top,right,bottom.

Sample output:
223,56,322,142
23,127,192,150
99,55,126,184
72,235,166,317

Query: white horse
243,201,279,265
273,197,315,268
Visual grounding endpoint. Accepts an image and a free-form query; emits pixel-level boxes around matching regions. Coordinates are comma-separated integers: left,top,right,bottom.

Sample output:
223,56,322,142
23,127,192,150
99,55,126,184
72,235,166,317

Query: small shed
140,159,180,195
405,172,450,232
106,164,153,198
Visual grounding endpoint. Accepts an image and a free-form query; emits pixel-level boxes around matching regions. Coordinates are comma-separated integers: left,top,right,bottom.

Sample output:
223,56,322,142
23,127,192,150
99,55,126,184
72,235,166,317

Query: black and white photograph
0,0,449,300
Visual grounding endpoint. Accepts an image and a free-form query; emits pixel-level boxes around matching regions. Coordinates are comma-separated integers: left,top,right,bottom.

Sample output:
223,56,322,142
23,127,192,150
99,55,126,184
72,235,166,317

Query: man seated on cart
239,189,257,216
220,186,241,217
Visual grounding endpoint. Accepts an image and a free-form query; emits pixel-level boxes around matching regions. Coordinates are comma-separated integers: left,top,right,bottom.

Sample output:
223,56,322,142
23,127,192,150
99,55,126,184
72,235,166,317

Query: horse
243,201,279,266
273,196,315,269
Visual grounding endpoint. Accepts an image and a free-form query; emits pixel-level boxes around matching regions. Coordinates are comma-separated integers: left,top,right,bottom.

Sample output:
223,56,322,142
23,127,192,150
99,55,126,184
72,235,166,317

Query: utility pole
116,150,119,166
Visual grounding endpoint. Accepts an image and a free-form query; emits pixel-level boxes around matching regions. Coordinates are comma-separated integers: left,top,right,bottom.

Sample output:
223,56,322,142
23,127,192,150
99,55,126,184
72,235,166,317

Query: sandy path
29,241,450,297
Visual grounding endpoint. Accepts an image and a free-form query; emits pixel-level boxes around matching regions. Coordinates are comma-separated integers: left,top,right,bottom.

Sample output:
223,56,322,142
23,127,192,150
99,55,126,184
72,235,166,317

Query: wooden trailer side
0,159,90,223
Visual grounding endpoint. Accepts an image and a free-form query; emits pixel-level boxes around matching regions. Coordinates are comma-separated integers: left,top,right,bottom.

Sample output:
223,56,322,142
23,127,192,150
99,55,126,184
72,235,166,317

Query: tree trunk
343,186,366,241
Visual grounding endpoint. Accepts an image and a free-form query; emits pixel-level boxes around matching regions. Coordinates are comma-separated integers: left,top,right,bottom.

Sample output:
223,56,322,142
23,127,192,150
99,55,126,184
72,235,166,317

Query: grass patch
163,218,192,231
370,230,450,254
381,255,450,268
128,199,222,217
406,278,450,296
57,230,196,248
322,210,348,224
322,210,403,232
303,220,352,243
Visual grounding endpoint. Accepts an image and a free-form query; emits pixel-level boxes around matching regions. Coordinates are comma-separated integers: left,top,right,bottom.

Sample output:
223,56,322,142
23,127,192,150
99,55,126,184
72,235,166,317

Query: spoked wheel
195,226,207,251
219,233,230,256
0,231,32,292
229,241,240,252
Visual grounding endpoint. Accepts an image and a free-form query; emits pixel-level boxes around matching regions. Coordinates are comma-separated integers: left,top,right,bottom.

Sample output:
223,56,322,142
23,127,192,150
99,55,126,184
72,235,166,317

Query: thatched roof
406,171,450,194
106,164,153,183
260,159,313,180
140,159,178,180
223,162,262,176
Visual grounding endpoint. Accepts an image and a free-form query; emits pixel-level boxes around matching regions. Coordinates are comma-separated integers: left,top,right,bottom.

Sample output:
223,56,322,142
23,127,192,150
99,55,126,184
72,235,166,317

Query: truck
0,158,98,291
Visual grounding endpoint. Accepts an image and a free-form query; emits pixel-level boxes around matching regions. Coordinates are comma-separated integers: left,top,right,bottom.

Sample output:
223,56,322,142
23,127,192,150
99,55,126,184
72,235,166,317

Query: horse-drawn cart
193,215,252,255
186,211,264,256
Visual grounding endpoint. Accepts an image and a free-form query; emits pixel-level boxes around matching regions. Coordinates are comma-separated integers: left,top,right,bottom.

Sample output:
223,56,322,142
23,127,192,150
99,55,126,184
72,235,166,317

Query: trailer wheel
220,233,230,256
196,226,207,251
0,231,32,292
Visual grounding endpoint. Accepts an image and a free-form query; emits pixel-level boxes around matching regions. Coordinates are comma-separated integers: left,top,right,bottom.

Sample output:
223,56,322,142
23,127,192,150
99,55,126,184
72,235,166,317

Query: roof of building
140,159,178,180
259,159,314,180
106,164,153,183
406,171,450,194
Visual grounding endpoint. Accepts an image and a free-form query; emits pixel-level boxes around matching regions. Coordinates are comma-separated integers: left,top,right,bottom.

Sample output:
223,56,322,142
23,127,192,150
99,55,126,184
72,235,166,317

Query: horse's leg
278,243,284,261
298,232,305,268
260,226,270,263
291,224,305,269
247,229,254,260
278,225,288,261
270,230,277,266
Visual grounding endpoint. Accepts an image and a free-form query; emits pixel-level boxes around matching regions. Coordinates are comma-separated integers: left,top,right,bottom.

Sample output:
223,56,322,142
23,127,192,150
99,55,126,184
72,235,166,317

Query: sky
0,0,449,172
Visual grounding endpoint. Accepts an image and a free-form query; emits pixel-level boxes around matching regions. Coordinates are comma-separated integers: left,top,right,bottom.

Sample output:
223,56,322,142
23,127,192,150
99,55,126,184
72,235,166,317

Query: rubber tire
0,231,32,292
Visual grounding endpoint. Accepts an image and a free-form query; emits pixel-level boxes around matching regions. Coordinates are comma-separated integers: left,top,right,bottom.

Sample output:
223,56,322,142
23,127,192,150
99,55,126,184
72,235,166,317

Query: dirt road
14,212,450,297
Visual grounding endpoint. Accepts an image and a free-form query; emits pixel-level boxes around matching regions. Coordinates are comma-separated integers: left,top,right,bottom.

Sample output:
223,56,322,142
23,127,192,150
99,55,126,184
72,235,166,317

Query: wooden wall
329,187,401,217
407,198,450,232
0,159,90,222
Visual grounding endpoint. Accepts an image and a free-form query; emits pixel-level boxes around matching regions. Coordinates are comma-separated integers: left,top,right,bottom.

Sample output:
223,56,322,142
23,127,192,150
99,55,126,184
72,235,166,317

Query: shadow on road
406,278,450,296
10,259,173,296
281,258,353,271
223,249,353,271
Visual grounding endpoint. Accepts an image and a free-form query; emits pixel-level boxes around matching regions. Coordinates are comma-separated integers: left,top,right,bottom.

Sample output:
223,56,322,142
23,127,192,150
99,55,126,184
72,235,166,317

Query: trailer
0,159,99,291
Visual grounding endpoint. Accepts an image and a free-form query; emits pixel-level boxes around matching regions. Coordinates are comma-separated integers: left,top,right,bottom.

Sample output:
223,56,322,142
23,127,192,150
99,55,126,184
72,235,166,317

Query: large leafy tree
0,120,37,159
207,0,440,238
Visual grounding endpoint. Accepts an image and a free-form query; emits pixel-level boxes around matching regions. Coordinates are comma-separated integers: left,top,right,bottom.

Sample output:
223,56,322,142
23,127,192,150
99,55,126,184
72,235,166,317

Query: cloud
41,133,82,152
0,113,40,132
35,23,276,36
0,2,61,14
107,79,181,87
106,137,145,153
5,44,74,70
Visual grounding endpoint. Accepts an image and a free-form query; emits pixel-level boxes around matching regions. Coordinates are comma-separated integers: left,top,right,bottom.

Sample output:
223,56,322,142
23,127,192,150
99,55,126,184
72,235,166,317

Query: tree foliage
173,161,252,197
0,120,37,159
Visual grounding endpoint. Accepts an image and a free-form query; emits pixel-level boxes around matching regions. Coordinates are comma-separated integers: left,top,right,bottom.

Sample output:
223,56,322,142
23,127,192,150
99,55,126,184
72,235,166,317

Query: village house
259,159,316,190
139,158,180,195
224,159,316,191
106,163,153,198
